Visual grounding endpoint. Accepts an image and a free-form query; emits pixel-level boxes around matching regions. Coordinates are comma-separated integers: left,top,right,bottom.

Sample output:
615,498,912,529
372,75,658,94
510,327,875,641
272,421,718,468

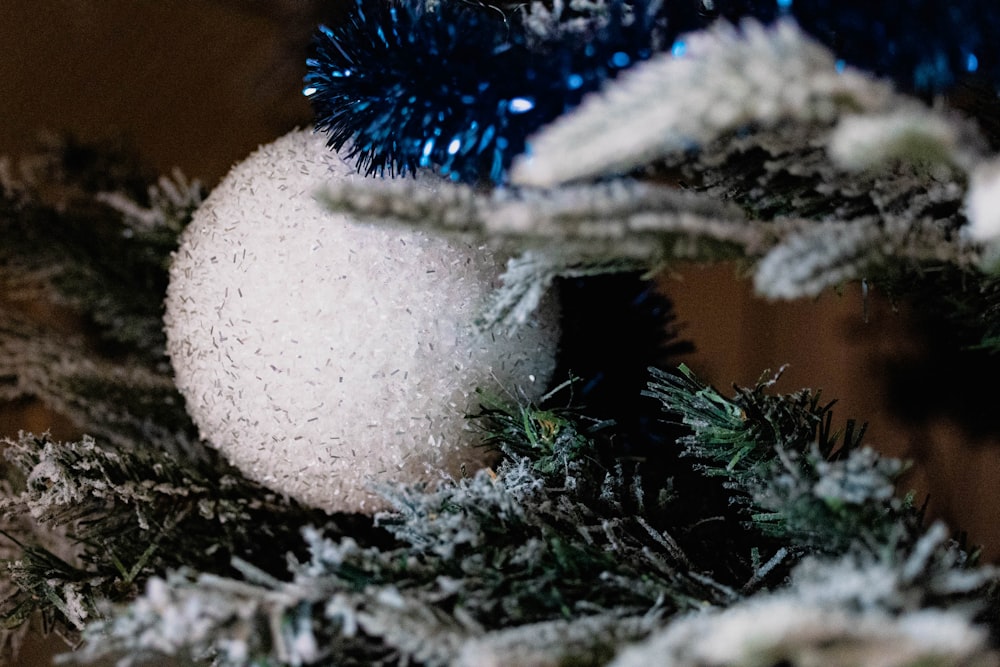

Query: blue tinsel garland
304,0,679,182
722,0,999,92
305,0,1000,184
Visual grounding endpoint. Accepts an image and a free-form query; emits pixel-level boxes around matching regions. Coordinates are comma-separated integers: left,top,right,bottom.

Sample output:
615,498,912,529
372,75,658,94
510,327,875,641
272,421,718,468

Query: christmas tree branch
509,19,905,187
644,364,916,552
71,369,999,665
314,18,997,334
0,432,336,646
0,310,199,457
320,137,985,330
0,135,203,362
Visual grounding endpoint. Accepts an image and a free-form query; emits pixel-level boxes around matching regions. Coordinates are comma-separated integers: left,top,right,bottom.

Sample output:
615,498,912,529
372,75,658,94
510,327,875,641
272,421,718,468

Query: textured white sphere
164,130,558,513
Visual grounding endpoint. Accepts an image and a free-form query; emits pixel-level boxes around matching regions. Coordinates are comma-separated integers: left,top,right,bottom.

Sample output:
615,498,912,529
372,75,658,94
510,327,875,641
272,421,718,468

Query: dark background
2,2,999,664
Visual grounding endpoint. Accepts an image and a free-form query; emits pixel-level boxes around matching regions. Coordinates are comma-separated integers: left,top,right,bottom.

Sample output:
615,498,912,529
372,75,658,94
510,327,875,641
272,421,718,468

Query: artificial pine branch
319,176,771,329
644,364,918,553
0,311,199,456
313,18,1000,332
612,560,999,667
641,363,1000,652
0,432,338,649
0,135,203,362
509,19,907,187
320,159,989,329
71,366,999,665
70,399,728,665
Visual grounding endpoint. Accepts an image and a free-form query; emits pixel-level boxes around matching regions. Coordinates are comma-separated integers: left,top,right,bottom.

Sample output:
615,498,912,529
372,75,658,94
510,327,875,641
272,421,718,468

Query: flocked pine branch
452,613,659,667
76,530,656,667
320,90,988,331
614,603,996,667
319,172,778,329
319,158,984,312
319,174,759,254
0,135,204,362
0,432,336,648
0,133,211,459
509,19,902,187
73,401,729,666
670,114,983,300
612,554,999,667
517,0,636,46
0,310,198,457
643,363,1000,622
509,18,989,187
71,368,1000,666
504,19,996,301
95,167,203,234
613,521,999,666
313,18,1000,328
643,364,918,553
753,215,980,299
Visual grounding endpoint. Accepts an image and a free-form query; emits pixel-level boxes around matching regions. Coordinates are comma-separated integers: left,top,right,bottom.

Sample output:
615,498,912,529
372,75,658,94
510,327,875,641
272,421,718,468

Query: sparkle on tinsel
305,0,1000,184
716,0,1000,93
304,0,687,183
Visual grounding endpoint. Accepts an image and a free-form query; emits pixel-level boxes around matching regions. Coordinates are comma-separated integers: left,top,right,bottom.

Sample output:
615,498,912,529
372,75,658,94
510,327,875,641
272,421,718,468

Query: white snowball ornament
164,130,559,513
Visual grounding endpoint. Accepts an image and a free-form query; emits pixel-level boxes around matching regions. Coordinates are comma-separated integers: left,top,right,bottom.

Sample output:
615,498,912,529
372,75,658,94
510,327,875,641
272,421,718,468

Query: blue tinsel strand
306,0,1000,184
711,0,1000,93
304,0,689,183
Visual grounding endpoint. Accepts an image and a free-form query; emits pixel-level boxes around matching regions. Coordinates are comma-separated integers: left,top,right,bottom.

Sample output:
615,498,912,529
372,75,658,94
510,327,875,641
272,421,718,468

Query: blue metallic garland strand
713,0,999,93
305,0,1000,184
304,0,688,183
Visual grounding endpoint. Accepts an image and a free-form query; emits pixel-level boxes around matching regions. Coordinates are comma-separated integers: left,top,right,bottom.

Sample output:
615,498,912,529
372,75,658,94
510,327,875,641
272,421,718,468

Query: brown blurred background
2,2,999,664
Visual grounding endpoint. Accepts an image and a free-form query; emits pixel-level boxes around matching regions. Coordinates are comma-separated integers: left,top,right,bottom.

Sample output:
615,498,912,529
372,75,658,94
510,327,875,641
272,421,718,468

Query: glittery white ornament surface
164,130,558,513
966,161,1000,242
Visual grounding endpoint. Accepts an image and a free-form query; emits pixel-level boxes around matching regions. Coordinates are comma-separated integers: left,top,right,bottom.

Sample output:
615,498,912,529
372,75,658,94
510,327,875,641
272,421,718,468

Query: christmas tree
3,1,1000,665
